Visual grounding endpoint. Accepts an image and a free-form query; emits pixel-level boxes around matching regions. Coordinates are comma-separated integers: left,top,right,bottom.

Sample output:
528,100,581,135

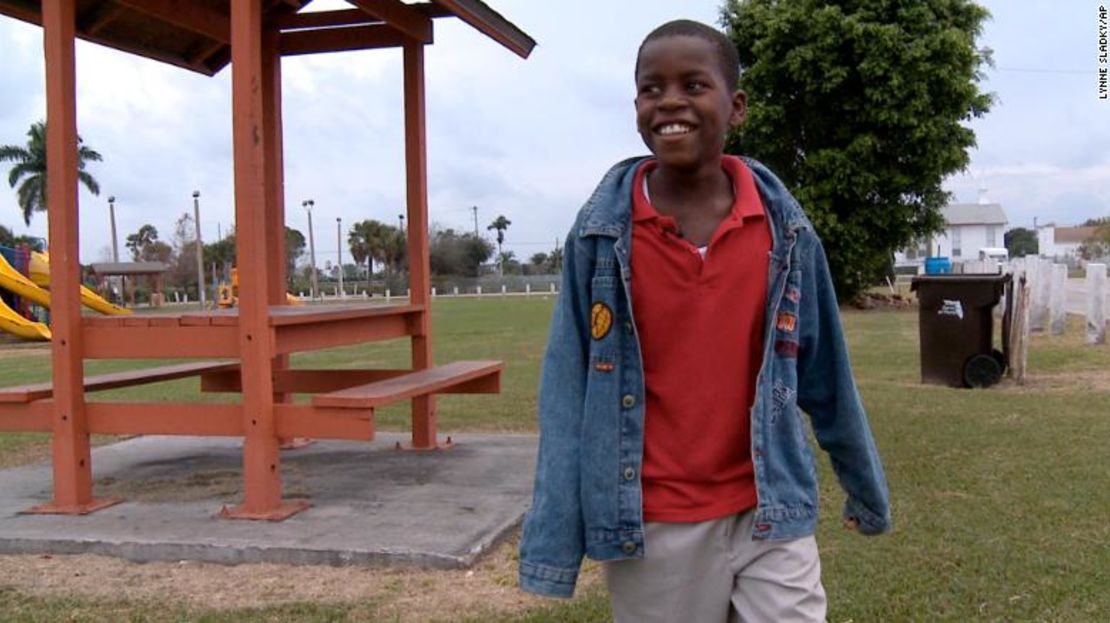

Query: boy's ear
730,89,748,128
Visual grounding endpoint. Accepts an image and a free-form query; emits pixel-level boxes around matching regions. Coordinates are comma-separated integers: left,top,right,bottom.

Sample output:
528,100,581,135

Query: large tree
723,0,993,299
0,121,103,225
1003,227,1038,258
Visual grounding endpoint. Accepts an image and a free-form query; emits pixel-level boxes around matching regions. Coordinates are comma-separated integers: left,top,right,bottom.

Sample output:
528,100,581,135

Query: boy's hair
636,19,741,90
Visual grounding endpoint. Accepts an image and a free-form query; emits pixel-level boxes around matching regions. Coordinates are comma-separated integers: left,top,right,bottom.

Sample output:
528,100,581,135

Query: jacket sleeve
518,230,591,598
796,237,892,535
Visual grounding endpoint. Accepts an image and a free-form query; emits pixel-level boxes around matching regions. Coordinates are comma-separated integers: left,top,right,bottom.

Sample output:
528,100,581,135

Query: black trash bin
910,273,1012,388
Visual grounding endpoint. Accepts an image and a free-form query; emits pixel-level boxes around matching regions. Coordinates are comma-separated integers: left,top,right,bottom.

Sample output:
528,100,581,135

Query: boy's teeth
659,124,691,136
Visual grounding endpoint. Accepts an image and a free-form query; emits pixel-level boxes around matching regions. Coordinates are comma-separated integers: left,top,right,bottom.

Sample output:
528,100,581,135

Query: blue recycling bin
924,256,951,274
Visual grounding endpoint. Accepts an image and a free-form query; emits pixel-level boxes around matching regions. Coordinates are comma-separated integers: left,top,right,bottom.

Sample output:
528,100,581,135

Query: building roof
942,203,1007,226
89,262,168,276
0,1,535,76
1053,226,1098,244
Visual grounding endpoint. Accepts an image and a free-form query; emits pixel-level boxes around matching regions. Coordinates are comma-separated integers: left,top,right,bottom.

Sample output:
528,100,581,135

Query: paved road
1066,278,1107,315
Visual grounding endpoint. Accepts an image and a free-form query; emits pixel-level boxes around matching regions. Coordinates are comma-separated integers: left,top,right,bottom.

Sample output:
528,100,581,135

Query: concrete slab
0,433,537,569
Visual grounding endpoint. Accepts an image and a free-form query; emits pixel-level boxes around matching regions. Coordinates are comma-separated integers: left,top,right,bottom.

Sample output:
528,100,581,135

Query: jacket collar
577,156,812,239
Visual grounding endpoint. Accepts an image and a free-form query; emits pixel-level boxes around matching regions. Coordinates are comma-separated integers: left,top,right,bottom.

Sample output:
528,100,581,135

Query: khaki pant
604,511,827,623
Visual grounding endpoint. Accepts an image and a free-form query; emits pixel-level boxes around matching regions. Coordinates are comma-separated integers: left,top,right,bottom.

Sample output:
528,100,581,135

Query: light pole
303,199,318,301
108,195,119,263
193,190,206,307
398,213,405,232
336,216,344,298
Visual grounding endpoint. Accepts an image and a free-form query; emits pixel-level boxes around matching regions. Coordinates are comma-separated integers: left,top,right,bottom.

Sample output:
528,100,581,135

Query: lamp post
302,199,318,301
398,213,405,232
108,195,119,263
336,216,344,298
192,190,206,307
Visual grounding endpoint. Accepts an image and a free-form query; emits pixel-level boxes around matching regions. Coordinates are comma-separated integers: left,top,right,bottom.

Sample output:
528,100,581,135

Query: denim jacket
518,156,891,598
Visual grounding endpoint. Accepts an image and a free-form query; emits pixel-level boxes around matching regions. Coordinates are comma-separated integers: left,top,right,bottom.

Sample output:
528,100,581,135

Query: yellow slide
0,251,51,307
29,252,129,316
0,297,50,340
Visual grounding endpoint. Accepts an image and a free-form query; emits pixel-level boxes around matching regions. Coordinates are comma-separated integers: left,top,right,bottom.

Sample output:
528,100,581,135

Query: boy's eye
638,84,662,96
686,81,708,92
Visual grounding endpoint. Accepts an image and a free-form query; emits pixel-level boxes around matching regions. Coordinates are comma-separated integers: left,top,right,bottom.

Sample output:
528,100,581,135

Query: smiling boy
519,19,890,622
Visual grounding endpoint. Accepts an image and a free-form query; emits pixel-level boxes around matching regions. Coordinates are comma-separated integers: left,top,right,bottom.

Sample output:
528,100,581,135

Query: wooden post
221,0,306,519
1010,274,1031,384
402,40,440,450
1049,263,1067,335
26,0,120,515
1087,263,1106,345
1030,258,1052,331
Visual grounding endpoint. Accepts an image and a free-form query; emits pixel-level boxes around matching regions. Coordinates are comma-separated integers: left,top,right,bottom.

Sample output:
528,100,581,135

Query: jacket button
622,466,636,481
621,394,635,408
621,541,637,554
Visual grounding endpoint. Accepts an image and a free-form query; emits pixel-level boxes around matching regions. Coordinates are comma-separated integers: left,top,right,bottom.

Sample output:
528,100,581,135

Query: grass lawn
0,298,1107,621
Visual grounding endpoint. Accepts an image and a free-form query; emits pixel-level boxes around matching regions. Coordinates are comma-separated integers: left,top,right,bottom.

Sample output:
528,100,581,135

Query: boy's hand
842,517,859,531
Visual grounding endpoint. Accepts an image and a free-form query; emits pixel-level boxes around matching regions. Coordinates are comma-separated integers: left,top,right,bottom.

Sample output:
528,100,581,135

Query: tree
429,228,493,277
285,226,305,280
1004,227,1038,258
498,250,521,275
723,0,993,299
0,120,103,225
1078,221,1110,261
487,215,511,276
125,224,160,261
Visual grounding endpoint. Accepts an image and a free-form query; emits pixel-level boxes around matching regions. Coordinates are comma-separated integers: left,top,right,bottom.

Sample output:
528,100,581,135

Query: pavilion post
402,40,439,449
25,0,120,515
221,0,306,519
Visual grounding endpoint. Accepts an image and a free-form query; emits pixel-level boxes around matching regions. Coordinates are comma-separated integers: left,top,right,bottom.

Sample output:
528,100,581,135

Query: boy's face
634,35,746,172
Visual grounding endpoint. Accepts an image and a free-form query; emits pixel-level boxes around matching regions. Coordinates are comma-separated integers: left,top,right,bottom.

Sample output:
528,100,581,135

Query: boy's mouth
654,122,695,137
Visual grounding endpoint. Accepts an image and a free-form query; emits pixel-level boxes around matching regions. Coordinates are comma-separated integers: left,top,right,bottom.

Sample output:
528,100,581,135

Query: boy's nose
658,91,687,110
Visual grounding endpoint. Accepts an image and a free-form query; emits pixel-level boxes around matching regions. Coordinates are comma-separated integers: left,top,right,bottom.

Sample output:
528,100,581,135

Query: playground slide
29,252,129,315
0,297,50,340
0,251,52,307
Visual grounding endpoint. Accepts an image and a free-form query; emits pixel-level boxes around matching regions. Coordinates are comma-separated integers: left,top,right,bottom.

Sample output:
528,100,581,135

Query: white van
978,247,1009,262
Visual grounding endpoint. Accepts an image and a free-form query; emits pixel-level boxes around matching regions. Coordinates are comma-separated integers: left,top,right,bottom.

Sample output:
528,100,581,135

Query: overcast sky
0,0,1107,264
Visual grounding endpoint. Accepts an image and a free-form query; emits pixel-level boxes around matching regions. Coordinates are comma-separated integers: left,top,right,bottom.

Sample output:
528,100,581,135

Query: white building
894,201,1008,268
1036,223,1097,260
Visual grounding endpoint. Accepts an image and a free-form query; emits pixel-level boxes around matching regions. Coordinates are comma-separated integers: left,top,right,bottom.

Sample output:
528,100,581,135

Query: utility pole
107,195,119,263
336,216,344,298
472,205,478,236
303,199,318,300
192,190,206,307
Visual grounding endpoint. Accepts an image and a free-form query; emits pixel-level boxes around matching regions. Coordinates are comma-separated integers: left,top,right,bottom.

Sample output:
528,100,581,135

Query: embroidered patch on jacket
591,302,613,340
785,286,801,303
774,339,799,357
776,311,797,333
594,361,615,372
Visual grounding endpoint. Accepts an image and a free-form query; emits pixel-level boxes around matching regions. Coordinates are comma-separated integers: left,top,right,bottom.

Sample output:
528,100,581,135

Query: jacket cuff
844,497,891,535
519,561,579,598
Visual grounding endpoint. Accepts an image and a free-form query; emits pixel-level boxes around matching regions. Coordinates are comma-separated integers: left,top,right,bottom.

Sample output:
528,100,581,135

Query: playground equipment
29,252,129,316
217,268,303,308
0,298,51,340
0,248,128,341
0,1,533,520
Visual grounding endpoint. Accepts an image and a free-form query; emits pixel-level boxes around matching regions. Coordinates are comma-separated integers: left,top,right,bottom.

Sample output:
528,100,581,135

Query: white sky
0,0,1107,264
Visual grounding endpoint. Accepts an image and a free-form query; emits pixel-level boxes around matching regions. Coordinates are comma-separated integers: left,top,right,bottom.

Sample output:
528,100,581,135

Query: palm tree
125,224,159,261
487,215,511,276
348,219,397,289
0,121,103,225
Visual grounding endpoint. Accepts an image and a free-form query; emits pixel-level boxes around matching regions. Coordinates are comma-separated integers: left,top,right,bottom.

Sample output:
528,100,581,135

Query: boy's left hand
842,517,859,531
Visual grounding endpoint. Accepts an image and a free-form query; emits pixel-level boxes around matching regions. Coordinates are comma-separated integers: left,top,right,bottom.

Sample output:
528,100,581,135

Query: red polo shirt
631,156,771,523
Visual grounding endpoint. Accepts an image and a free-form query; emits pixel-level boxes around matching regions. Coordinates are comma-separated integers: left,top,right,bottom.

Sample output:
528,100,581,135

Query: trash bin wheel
963,353,1002,388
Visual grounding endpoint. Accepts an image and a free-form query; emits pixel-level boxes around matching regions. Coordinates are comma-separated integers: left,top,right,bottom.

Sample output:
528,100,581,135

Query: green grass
1,300,1108,621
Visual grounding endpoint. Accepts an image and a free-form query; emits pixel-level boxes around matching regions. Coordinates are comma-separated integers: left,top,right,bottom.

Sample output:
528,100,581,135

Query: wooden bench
0,361,238,404
313,360,503,409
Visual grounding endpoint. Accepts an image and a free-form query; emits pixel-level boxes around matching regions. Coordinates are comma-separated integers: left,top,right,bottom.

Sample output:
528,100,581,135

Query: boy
519,19,890,622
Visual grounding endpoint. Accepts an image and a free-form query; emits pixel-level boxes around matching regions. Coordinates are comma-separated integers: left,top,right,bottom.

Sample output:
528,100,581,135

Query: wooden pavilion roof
0,0,534,75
